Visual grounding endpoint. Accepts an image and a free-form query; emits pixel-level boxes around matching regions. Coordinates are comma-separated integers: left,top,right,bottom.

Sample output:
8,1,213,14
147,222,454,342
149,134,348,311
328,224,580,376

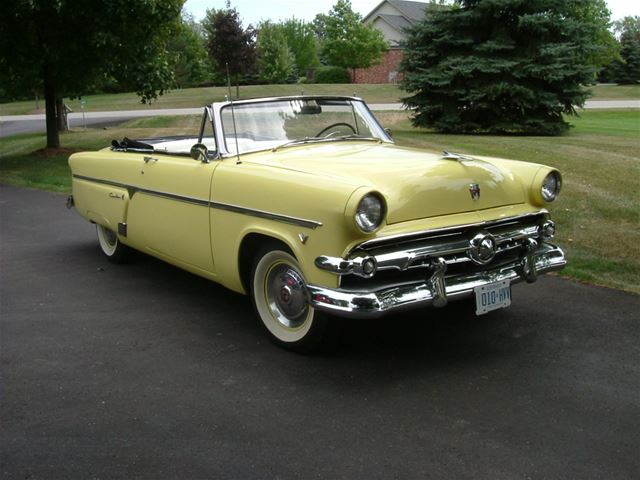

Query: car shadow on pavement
56,237,539,382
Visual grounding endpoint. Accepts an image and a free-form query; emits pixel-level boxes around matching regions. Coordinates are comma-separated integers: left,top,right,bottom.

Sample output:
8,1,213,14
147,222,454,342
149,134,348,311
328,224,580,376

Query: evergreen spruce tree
401,0,604,135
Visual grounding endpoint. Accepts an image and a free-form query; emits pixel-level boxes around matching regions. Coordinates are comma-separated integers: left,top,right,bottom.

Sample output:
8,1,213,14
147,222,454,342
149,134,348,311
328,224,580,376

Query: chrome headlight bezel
354,193,386,233
541,171,562,202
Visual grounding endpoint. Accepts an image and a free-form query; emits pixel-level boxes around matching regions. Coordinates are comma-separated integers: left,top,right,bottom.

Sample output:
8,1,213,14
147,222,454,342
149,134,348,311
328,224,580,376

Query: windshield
220,98,390,155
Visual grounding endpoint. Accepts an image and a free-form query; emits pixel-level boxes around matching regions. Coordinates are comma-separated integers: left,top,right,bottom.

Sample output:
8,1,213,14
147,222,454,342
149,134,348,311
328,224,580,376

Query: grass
377,109,640,293
2,83,638,116
562,109,640,136
0,84,403,116
1,109,639,293
589,84,640,100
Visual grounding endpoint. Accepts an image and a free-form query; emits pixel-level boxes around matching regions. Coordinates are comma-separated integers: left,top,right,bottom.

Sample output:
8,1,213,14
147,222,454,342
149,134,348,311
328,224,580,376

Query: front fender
208,160,373,293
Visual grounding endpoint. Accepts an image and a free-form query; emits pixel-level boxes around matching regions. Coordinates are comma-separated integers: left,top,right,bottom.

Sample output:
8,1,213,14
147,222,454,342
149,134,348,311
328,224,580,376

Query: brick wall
352,49,404,84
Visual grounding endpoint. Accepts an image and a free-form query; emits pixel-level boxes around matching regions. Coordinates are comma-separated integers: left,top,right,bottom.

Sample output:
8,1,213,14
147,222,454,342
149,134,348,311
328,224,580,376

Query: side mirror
190,143,209,162
384,127,393,139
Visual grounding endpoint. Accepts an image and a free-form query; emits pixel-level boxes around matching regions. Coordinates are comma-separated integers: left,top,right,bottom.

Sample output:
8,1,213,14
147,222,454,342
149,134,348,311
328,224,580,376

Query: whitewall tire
96,224,129,264
250,247,328,352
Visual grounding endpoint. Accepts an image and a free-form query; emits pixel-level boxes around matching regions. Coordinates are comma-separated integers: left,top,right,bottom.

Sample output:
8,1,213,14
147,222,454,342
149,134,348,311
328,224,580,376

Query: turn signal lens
355,193,385,233
361,257,377,276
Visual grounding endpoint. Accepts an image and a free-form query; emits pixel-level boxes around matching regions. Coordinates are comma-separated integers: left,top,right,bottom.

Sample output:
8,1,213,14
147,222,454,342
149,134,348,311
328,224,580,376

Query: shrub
314,66,350,84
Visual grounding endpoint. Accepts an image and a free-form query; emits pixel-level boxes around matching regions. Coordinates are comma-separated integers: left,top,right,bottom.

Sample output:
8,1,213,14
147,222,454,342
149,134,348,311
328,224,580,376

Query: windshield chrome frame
210,96,394,158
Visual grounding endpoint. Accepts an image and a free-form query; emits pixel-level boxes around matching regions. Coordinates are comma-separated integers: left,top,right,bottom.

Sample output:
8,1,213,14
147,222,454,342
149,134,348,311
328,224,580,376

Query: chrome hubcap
266,264,309,329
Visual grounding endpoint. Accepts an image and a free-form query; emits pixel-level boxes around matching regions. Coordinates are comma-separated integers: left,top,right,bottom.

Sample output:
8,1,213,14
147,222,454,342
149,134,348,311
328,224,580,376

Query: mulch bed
31,147,80,157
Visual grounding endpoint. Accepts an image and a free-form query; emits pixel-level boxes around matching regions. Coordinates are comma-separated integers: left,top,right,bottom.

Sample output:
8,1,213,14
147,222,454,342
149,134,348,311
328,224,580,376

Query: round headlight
541,171,562,202
355,193,385,233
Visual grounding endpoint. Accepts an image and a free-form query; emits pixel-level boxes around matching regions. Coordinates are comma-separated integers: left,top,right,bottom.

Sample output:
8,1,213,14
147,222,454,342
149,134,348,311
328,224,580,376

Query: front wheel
250,247,329,353
96,224,129,263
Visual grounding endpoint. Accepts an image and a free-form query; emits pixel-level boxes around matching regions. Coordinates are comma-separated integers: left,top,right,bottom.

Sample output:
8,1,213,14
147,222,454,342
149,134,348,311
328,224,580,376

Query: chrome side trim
210,201,323,229
355,210,549,250
73,174,209,206
72,174,322,229
136,187,209,206
73,174,129,190
308,244,566,319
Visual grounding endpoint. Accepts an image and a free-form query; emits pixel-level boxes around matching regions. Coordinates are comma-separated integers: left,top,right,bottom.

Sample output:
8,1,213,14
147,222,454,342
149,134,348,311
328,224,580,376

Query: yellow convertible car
68,96,566,351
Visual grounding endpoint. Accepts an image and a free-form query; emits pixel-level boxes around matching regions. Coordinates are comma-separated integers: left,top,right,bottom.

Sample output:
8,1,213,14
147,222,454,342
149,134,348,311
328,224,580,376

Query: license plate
475,280,511,315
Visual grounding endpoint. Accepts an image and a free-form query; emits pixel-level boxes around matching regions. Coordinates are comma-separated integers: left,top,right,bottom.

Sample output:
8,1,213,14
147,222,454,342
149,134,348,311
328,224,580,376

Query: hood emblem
468,232,497,265
469,183,481,201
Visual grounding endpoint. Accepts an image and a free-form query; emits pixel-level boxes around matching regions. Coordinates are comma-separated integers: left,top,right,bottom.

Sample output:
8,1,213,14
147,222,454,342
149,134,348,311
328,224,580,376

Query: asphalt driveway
1,185,639,479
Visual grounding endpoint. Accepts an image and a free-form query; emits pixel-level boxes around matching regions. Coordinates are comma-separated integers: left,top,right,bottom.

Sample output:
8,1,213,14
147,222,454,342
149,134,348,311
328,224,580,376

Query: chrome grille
341,212,548,290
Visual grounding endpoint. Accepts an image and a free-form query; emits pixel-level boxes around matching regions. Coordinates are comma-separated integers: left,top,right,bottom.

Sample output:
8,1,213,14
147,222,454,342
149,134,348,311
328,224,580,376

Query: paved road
2,100,638,137
1,185,639,479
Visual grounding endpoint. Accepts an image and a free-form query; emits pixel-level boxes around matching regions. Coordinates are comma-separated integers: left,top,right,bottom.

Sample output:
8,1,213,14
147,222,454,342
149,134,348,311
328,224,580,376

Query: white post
80,98,86,129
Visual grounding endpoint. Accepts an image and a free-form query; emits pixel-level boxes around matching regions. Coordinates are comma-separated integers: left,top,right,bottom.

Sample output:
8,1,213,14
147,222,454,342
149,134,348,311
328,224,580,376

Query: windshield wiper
332,135,382,142
272,136,325,152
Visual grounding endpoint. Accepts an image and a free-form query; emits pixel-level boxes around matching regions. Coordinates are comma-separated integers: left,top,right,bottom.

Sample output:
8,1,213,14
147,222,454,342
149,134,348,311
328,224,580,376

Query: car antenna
226,63,242,165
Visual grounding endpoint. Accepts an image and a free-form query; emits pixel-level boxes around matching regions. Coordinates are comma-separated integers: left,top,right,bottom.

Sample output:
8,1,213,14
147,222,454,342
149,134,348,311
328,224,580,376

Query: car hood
250,142,526,224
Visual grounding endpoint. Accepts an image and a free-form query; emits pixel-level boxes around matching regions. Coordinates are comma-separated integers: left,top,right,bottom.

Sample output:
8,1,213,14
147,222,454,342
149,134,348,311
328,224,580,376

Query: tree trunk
43,64,60,149
235,76,240,99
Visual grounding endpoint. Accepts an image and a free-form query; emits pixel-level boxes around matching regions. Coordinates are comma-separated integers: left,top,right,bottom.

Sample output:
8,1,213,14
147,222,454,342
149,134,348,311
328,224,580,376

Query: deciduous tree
203,3,256,97
256,22,296,84
0,0,182,148
281,19,320,75
168,13,213,89
570,0,619,70
615,16,640,84
320,0,388,80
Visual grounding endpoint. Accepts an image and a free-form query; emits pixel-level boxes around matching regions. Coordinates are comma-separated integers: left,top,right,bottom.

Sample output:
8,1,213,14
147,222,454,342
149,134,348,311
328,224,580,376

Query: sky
184,0,639,26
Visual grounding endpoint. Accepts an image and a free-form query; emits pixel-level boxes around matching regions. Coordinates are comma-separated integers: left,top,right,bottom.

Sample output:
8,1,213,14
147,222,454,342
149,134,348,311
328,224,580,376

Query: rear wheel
96,224,129,263
250,247,328,353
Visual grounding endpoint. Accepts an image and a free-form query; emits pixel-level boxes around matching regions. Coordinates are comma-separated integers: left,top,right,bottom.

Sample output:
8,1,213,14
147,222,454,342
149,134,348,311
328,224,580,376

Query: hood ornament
469,183,481,201
442,151,473,162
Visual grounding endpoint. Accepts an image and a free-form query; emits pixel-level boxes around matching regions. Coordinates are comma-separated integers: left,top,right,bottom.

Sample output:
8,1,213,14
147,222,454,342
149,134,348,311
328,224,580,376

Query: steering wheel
316,122,356,138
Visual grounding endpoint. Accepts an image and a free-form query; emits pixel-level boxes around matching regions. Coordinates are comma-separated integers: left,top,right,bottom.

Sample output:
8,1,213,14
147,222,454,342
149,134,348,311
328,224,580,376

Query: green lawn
0,84,403,116
377,109,640,293
1,83,638,116
588,84,640,100
1,109,639,293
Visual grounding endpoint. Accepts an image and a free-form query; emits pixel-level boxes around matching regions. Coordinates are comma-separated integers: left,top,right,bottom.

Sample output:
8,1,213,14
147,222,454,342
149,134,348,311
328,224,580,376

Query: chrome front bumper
307,244,566,319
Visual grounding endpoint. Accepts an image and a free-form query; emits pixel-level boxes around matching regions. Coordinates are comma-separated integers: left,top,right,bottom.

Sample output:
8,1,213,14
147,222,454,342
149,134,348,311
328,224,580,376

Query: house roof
363,0,431,25
387,0,429,23
376,13,413,32
363,0,437,46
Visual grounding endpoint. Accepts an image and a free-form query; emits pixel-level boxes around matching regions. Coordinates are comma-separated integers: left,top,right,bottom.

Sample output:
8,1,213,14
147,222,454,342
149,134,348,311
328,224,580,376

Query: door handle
143,156,158,163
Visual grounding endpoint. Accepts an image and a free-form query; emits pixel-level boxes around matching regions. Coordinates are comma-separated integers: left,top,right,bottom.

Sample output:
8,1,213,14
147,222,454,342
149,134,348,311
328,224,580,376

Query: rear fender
72,177,129,232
